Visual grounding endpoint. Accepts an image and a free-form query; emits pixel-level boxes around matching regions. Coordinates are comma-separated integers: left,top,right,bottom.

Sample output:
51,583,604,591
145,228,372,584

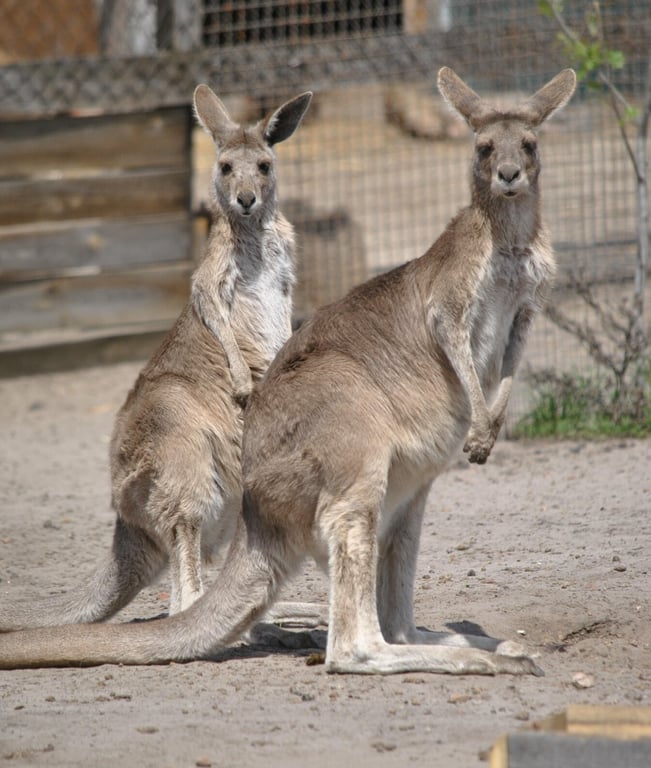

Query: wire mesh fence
0,0,649,425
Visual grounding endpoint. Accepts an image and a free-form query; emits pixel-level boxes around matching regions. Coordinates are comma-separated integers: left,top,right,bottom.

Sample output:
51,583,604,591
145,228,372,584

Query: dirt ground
0,361,649,768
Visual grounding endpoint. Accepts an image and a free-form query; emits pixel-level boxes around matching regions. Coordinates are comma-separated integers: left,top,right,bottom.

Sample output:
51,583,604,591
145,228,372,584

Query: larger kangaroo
0,86,313,629
0,67,576,672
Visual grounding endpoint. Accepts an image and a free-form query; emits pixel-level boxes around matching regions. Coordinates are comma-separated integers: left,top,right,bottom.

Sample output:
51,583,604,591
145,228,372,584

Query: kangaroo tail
0,517,166,632
0,513,287,668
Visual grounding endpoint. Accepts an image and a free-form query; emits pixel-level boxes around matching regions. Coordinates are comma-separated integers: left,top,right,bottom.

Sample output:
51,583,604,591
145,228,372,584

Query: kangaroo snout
236,190,257,213
498,163,520,183
495,162,525,196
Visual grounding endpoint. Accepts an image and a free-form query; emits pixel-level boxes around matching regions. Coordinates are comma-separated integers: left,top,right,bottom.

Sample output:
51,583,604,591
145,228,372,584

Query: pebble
572,672,595,689
371,741,397,753
447,692,473,704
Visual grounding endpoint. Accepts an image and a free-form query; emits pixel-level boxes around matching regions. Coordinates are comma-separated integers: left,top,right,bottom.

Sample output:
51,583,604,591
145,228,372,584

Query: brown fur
0,68,576,672
0,86,312,628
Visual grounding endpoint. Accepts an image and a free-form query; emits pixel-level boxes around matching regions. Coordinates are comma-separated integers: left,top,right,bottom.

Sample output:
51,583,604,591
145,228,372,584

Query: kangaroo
0,67,576,672
0,85,316,630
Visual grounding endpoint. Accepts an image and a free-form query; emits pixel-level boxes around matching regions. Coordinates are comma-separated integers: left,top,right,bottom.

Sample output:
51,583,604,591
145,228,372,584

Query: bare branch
544,304,616,371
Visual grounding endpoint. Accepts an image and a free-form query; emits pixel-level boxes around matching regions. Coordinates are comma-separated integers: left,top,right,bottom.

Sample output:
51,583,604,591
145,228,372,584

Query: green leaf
537,0,553,17
606,49,626,70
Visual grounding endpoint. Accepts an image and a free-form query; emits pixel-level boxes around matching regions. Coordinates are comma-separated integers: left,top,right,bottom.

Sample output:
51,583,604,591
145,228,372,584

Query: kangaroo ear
262,92,313,146
437,67,492,131
193,84,238,145
520,69,577,126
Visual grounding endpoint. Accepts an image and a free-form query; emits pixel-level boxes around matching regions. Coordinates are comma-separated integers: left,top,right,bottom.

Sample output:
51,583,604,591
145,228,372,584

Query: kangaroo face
213,132,276,218
473,120,539,200
193,85,311,222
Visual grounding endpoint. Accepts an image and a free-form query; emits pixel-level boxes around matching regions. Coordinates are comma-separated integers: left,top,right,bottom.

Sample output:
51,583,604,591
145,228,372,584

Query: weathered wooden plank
0,214,192,279
0,323,171,379
490,706,651,767
490,732,651,768
0,264,191,340
158,0,203,52
0,108,192,178
547,704,651,740
0,169,190,226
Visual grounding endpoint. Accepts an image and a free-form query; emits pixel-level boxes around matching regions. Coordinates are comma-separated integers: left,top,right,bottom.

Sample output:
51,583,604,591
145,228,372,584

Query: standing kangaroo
0,86,313,629
0,67,576,672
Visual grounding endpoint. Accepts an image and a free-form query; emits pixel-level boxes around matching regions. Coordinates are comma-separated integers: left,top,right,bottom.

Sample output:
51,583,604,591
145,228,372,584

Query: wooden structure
7,0,638,374
490,705,651,768
0,106,194,375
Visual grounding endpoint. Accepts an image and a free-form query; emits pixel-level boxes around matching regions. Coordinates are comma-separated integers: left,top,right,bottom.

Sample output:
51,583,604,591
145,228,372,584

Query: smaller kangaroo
0,85,314,629
0,67,576,672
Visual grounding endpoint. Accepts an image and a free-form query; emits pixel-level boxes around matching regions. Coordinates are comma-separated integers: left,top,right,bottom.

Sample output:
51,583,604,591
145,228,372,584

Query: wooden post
157,0,202,52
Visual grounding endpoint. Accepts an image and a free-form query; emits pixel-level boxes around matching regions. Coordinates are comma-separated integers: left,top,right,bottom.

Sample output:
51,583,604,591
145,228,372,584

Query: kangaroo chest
470,244,547,388
232,234,294,361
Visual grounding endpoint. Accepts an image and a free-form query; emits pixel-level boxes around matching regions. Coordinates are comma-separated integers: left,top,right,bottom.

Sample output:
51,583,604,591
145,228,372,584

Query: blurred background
0,0,649,430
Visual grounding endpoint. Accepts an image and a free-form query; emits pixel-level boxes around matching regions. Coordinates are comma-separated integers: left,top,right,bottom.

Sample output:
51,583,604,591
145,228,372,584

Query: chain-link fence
0,1,649,424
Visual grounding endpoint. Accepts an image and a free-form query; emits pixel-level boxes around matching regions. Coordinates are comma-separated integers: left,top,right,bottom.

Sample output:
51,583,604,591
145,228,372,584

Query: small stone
467,569,476,577
572,672,595,689
614,564,627,572
447,692,473,704
371,741,397,753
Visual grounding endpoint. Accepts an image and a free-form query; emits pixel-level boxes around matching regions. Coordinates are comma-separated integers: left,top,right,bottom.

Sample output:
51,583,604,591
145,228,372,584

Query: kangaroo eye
477,143,493,160
220,162,232,176
258,161,271,175
522,140,537,155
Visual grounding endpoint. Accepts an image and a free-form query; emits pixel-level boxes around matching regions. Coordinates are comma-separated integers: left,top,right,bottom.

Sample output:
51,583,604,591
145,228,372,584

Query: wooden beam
0,264,191,339
0,169,190,226
0,107,191,178
490,706,651,768
158,0,203,52
490,732,651,768
0,322,172,378
0,214,191,278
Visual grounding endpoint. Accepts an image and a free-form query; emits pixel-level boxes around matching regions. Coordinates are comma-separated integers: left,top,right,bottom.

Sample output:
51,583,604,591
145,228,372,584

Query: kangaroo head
193,87,312,220
437,68,576,202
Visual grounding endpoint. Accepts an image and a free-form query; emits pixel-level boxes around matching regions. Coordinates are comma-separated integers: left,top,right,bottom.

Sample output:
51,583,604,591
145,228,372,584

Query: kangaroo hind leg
167,512,204,615
376,484,536,659
324,486,542,676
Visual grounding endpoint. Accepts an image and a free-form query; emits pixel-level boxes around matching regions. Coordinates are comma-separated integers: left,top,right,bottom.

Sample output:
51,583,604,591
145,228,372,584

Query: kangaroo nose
237,191,256,210
498,164,520,183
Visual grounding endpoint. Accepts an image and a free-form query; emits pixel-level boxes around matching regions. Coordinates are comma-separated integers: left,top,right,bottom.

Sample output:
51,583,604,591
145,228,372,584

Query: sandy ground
0,361,649,767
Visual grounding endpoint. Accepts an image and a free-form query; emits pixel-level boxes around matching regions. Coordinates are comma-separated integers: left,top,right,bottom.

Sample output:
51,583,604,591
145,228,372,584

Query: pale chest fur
231,222,295,363
470,239,554,392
